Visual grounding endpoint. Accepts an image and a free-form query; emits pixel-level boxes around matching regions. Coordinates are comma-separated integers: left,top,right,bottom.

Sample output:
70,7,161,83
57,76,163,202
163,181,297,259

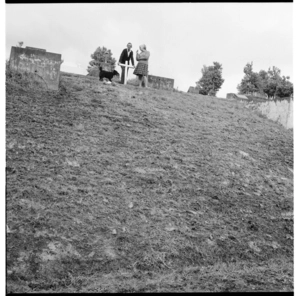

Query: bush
87,66,99,77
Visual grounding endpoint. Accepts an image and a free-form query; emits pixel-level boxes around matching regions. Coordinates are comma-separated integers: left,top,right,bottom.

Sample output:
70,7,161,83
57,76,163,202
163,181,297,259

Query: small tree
87,46,116,76
237,62,263,96
196,62,225,96
275,76,293,98
258,66,293,99
258,70,268,93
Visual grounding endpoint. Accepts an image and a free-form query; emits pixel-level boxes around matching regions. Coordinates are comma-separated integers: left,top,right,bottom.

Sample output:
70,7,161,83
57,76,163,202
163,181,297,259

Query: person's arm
119,49,125,64
138,51,150,61
130,51,135,66
135,51,140,61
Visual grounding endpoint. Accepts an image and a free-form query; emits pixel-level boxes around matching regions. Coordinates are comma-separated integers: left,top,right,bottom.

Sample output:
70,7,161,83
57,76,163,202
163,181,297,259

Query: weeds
6,61,48,90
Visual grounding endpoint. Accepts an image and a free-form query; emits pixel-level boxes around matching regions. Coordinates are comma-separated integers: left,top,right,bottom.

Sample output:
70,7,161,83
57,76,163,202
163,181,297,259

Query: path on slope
6,73,293,292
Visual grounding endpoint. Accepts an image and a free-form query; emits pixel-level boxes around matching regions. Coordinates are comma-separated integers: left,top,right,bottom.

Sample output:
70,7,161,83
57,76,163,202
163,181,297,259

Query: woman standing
133,44,150,88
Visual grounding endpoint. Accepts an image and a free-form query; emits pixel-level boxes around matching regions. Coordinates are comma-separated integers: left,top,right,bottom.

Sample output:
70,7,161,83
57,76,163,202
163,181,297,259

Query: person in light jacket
118,42,135,84
133,44,150,88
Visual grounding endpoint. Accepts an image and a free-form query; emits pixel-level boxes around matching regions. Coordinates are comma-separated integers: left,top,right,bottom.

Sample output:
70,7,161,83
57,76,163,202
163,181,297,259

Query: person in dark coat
118,42,135,84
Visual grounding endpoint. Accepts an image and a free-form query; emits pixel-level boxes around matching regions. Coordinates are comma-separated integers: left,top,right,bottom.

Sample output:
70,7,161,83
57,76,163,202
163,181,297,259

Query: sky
5,3,293,97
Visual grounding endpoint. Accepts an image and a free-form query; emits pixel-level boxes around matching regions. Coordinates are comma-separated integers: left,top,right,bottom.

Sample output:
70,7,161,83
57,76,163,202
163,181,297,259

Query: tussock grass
6,72,293,292
6,62,49,90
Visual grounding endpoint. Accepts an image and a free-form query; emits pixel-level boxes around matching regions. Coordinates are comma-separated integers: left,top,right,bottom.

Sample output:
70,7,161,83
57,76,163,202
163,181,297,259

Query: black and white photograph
4,1,294,293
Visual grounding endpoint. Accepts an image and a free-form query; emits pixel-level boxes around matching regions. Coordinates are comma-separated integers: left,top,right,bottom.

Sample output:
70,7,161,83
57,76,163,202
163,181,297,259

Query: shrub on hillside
196,62,225,96
237,63,293,100
87,66,100,77
87,46,116,75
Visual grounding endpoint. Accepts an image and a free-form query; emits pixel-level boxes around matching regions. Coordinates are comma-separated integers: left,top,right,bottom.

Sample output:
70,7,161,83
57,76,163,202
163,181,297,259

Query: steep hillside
6,72,293,292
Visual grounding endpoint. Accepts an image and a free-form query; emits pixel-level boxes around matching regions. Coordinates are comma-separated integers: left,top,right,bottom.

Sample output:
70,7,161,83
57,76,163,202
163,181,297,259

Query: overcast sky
5,3,292,97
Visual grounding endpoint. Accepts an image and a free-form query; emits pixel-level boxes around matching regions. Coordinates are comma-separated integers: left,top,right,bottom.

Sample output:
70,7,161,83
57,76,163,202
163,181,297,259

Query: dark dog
99,67,120,82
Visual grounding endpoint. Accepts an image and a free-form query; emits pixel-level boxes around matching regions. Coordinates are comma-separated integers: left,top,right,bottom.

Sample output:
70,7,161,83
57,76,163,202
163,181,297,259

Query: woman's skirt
133,62,148,76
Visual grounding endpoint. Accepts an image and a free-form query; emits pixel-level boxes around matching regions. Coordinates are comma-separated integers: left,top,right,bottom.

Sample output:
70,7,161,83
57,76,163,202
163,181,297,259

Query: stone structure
248,92,267,99
257,98,293,129
148,75,174,91
226,93,249,100
9,46,63,90
188,86,200,94
245,95,268,103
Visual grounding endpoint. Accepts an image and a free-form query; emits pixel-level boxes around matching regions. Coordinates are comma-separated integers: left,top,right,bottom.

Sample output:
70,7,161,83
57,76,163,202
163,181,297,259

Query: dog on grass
99,67,120,82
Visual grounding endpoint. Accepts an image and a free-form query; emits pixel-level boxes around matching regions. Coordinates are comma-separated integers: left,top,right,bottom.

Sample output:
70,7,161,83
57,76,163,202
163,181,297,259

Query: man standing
118,42,135,84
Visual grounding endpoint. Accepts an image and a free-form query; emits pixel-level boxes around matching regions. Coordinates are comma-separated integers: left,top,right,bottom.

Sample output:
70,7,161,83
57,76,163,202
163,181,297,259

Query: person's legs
138,75,143,87
143,75,148,88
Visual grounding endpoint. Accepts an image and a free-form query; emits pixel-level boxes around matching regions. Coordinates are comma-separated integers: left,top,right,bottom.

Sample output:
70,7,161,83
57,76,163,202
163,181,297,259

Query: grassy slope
6,73,293,292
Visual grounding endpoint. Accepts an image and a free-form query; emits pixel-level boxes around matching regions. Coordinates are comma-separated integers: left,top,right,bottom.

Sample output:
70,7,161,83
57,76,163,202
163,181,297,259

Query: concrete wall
257,98,293,129
9,46,63,90
188,86,199,94
148,75,174,91
226,93,249,100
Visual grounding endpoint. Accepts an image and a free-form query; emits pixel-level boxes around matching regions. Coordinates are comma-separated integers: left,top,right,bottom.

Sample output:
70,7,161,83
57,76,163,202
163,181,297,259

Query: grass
6,70,293,292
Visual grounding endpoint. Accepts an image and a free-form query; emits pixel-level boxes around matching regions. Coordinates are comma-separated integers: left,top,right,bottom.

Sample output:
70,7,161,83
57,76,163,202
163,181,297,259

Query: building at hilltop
9,46,63,90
